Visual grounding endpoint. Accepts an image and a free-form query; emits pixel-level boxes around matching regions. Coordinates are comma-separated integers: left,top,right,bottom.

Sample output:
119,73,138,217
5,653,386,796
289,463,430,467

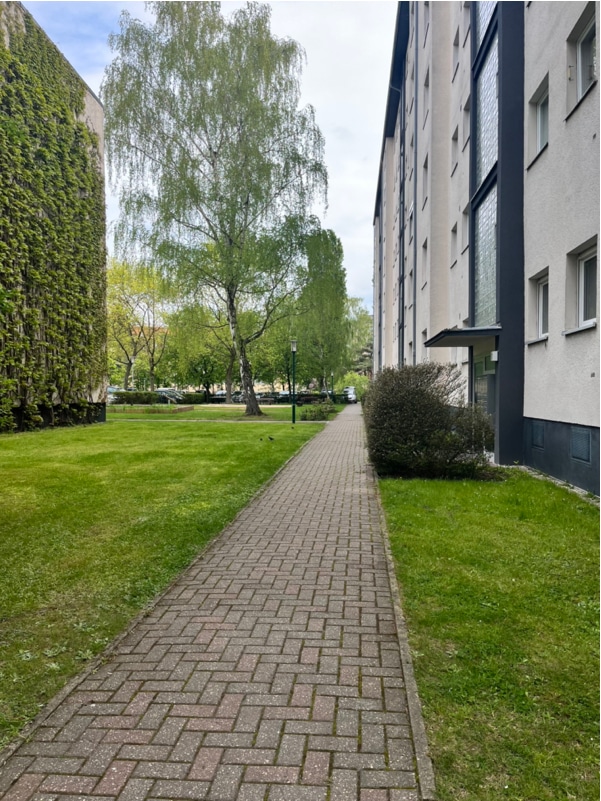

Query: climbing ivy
0,6,106,431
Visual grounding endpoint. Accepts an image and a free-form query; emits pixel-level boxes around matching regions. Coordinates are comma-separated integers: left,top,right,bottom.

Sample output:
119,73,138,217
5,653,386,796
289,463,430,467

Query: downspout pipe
412,5,418,365
398,80,405,366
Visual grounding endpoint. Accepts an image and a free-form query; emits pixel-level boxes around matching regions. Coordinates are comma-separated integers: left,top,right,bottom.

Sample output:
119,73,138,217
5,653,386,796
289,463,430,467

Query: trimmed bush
363,364,494,478
113,392,159,405
299,400,336,421
182,392,207,404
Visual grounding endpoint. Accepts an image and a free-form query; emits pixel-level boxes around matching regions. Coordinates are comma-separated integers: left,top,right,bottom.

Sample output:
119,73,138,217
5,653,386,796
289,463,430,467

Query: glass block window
571,427,591,463
475,1,496,49
474,185,497,326
475,36,499,186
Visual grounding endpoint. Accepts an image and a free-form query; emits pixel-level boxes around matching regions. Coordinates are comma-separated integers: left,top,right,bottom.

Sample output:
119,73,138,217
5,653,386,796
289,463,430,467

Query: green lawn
380,470,599,801
0,419,322,748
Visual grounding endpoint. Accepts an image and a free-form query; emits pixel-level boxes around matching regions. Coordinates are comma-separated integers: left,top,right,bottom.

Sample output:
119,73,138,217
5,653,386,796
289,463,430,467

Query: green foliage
299,399,336,420
181,392,207,404
107,260,170,390
363,364,494,478
113,391,159,405
102,2,327,415
336,371,370,401
345,298,373,375
295,229,348,388
0,6,106,431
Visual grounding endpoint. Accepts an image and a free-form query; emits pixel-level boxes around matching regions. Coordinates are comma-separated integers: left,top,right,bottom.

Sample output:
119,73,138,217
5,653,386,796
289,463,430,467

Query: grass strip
107,404,344,422
108,404,297,421
380,470,599,801
0,419,322,748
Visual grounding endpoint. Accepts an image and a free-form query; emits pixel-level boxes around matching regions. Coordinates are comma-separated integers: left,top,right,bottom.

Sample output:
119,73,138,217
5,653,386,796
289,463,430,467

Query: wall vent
570,427,591,463
531,420,545,449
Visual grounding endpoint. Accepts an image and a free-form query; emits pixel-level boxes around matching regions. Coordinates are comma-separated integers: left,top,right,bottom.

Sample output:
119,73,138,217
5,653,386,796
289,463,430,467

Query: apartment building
373,1,599,493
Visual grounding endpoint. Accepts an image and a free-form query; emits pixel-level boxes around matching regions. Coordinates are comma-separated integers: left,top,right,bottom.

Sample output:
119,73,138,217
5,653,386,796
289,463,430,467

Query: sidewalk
0,405,435,801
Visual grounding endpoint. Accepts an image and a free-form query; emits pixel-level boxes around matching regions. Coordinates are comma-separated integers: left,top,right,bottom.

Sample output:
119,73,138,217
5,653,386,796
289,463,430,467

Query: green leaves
0,6,105,429
102,2,328,413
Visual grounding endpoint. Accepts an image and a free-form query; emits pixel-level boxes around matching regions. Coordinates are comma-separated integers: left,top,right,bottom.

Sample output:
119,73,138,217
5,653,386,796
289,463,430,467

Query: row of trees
102,2,362,415
107,251,373,399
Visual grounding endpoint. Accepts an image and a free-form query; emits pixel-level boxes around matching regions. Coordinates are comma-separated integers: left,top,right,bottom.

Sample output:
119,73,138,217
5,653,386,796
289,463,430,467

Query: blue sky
22,1,399,310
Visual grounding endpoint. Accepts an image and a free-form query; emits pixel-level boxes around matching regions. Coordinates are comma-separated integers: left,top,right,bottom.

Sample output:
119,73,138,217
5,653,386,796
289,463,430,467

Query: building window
474,185,497,326
528,75,549,162
537,90,549,151
422,154,428,208
462,94,471,148
567,5,597,112
462,1,471,46
451,126,459,175
453,28,460,80
462,205,470,252
537,275,549,336
451,223,458,267
578,249,597,325
475,0,496,49
475,35,499,186
577,17,596,99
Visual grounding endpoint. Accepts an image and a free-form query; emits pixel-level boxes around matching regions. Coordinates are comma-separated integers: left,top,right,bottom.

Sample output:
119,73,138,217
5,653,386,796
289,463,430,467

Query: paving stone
0,407,428,801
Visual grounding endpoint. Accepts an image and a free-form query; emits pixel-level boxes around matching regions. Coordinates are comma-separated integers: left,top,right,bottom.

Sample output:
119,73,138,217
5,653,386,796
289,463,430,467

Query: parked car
342,386,357,403
156,388,184,404
106,386,122,404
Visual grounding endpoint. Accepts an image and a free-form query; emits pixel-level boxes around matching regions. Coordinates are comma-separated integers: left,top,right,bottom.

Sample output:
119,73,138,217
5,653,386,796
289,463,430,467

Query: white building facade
374,1,599,494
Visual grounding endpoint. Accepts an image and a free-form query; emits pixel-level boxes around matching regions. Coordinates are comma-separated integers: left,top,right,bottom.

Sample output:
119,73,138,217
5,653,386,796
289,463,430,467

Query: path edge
368,463,437,801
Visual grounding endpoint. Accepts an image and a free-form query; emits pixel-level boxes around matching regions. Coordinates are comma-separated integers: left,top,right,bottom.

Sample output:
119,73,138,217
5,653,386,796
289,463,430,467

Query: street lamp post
331,371,334,401
291,339,297,425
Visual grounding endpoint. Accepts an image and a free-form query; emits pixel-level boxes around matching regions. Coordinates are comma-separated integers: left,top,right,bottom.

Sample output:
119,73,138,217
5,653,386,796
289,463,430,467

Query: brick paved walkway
0,405,435,801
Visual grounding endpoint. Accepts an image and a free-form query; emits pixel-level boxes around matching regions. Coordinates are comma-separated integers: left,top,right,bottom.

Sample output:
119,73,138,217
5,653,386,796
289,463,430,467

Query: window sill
526,334,548,346
526,142,548,171
565,79,598,122
562,320,597,336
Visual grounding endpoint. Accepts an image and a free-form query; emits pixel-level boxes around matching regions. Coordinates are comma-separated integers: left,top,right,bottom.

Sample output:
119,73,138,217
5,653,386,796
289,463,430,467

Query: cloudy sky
22,1,399,311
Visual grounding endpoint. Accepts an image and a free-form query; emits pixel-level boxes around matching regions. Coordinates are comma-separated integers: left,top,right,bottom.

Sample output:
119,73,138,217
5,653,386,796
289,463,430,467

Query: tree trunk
239,342,262,416
225,352,234,403
123,362,132,390
226,289,263,416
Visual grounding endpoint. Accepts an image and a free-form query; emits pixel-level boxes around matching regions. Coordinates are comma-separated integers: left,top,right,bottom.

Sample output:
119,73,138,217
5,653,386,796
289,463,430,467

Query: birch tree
102,1,327,415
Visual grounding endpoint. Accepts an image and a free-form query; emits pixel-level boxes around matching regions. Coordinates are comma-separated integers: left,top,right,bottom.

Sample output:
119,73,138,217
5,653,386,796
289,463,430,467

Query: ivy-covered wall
0,3,106,431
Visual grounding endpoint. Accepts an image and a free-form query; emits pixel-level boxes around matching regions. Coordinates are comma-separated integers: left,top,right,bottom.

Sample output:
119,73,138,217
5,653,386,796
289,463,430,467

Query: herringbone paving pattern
0,405,425,801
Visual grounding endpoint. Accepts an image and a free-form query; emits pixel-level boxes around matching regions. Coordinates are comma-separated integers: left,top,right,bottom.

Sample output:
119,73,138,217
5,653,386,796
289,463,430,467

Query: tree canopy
102,1,328,415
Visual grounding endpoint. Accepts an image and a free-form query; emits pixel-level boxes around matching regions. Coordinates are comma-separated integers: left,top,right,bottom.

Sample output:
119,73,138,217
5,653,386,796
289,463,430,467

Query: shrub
300,400,336,421
363,364,494,478
182,392,206,404
113,392,159,405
